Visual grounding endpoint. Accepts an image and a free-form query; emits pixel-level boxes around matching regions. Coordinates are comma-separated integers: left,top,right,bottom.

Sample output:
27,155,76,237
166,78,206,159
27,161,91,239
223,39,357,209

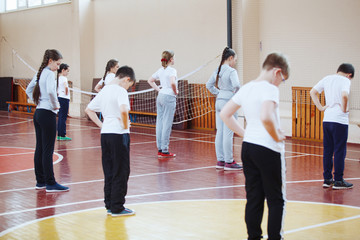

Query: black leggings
33,109,57,185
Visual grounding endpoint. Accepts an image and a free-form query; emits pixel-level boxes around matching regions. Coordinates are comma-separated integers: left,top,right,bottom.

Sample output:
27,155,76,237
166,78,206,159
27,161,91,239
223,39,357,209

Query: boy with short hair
85,66,136,216
220,53,289,240
310,63,355,189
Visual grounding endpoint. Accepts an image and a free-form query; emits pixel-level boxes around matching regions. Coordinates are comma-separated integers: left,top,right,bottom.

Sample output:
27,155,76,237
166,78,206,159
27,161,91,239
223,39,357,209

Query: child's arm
148,77,161,92
170,76,178,95
220,100,245,137
260,100,285,142
310,88,327,112
341,91,349,113
85,107,103,128
120,104,129,129
64,82,69,96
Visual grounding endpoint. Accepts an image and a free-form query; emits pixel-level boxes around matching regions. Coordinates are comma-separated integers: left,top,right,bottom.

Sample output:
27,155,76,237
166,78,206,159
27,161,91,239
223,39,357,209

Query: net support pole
227,0,232,48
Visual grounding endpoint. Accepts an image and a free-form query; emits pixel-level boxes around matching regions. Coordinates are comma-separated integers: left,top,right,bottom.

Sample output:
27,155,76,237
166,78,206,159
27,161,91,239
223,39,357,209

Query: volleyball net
9,44,220,127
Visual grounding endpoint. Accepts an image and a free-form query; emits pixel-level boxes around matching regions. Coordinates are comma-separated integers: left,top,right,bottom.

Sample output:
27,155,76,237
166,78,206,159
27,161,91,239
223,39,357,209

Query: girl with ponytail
148,50,178,157
57,63,71,141
206,47,242,170
26,49,69,192
94,59,120,92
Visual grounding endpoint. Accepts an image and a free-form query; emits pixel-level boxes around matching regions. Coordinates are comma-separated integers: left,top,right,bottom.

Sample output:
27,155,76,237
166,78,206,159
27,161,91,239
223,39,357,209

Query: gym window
0,0,71,13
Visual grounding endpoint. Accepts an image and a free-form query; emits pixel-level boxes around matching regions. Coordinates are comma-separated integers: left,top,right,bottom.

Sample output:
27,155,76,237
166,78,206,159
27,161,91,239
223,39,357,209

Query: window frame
0,0,71,13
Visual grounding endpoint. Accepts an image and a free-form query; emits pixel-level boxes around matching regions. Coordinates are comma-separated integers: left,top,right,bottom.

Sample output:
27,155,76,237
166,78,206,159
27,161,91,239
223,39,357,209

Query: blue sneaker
111,208,135,217
35,183,46,190
46,183,70,192
107,209,112,215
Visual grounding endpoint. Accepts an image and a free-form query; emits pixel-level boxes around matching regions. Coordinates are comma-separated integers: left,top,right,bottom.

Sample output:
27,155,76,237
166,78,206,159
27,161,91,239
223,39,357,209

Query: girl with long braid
148,50,178,157
57,63,71,141
94,59,120,92
26,49,69,192
206,47,242,170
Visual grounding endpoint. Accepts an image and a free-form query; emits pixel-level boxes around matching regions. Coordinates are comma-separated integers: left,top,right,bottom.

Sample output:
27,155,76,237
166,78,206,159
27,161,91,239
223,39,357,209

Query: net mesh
48,56,220,127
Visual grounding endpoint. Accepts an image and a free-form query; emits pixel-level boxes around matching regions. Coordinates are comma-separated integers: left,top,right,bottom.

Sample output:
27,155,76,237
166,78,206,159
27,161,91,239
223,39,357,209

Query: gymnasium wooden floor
0,111,359,240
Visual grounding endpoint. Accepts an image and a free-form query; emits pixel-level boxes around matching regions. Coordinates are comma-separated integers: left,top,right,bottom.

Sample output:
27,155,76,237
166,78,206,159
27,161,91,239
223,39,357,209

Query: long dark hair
102,59,119,86
215,47,236,88
57,63,69,90
33,49,63,105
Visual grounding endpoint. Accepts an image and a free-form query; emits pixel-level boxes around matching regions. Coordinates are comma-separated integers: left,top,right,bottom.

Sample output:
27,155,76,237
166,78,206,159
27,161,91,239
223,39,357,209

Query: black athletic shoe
323,179,334,188
333,179,353,190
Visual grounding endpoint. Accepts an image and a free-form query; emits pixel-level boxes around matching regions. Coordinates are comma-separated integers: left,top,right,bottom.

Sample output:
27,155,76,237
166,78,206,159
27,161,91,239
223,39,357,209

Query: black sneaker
323,179,334,188
46,183,70,192
333,179,353,190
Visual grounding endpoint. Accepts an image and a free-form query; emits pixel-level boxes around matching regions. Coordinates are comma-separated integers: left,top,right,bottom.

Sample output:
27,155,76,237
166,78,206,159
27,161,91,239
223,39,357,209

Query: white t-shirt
58,76,70,99
232,81,284,153
313,74,351,125
97,73,116,87
152,66,177,96
87,84,130,134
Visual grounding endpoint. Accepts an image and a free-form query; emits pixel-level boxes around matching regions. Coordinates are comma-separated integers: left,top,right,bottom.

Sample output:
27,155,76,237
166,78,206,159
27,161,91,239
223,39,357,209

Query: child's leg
156,94,165,151
160,94,176,152
57,97,65,137
215,100,224,162
62,98,70,136
101,134,113,211
109,133,130,214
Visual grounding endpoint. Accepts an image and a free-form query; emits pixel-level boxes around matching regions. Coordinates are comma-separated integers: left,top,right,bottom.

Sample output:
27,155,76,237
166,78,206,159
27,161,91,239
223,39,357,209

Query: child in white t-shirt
94,59,119,92
148,50,178,157
57,63,71,141
86,66,136,217
310,63,355,190
220,53,289,240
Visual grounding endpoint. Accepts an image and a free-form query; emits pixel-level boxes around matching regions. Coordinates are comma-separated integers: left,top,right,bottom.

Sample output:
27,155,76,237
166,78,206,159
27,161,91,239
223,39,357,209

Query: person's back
95,84,130,134
310,63,354,190
237,80,283,153
317,74,351,124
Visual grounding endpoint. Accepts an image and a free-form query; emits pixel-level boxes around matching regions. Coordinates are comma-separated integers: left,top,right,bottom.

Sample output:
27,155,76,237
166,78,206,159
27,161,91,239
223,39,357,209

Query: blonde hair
161,50,174,68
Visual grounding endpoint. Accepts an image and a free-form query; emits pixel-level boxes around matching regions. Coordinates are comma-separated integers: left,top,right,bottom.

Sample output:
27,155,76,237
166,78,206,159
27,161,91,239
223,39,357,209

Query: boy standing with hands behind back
86,66,136,216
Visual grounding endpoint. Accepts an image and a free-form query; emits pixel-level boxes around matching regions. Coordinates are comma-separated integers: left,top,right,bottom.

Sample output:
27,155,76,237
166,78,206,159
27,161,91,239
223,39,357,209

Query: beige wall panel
0,3,74,79
92,0,227,82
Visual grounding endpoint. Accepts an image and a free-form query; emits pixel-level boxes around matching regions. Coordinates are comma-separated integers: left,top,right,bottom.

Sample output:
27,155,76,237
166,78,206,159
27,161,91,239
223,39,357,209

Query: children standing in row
86,66,136,217
57,63,71,141
148,50,178,157
26,49,69,192
206,47,242,170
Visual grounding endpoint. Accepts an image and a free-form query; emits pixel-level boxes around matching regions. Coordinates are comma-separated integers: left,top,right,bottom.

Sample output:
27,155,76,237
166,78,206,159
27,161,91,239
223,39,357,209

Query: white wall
92,0,227,81
256,0,360,143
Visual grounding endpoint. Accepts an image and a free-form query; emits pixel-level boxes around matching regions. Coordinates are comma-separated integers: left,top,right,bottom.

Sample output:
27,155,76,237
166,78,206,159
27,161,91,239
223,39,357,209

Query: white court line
0,120,32,127
0,152,63,176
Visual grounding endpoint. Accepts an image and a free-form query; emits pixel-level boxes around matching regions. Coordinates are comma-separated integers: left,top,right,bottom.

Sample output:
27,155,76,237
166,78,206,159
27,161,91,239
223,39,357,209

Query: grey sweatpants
156,93,176,152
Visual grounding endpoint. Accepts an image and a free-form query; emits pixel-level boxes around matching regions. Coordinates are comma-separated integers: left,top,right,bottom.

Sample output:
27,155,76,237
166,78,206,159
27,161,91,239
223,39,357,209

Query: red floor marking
0,147,59,173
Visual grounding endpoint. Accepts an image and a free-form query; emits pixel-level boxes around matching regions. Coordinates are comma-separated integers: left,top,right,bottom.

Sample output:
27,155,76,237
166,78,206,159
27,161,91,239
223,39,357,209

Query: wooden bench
6,101,36,115
129,111,157,127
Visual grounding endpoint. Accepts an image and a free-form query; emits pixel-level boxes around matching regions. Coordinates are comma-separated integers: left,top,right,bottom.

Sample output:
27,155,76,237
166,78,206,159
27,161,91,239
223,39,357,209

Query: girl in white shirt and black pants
26,49,69,192
57,63,71,141
148,50,178,157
